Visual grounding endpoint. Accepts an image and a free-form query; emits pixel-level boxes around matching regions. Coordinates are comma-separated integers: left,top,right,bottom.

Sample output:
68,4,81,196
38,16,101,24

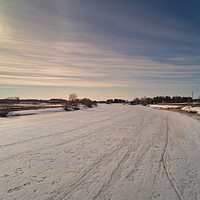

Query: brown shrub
0,104,13,117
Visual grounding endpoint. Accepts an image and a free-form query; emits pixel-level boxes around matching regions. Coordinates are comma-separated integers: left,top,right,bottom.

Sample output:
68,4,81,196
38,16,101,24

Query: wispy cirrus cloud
1,37,199,88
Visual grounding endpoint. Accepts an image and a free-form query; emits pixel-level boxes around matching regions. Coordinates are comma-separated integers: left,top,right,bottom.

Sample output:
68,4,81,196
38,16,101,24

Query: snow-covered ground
0,104,200,200
149,104,200,115
181,106,200,115
9,108,65,116
15,103,63,108
5,105,89,117
149,104,182,109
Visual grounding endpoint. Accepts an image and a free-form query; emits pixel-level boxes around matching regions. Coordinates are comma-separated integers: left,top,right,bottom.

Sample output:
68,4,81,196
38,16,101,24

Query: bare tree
64,93,79,111
69,93,77,102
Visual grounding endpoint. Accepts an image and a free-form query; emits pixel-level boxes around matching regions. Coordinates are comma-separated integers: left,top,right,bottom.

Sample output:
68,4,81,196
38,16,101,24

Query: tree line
130,96,192,105
100,96,193,105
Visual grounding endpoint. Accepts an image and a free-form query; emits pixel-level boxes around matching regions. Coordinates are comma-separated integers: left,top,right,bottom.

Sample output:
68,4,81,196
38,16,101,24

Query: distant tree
134,98,140,105
113,99,126,103
69,93,77,102
0,103,13,117
64,93,79,111
69,93,79,110
80,98,94,108
106,99,113,104
139,97,147,106
50,98,67,104
172,96,181,103
164,96,171,103
5,97,20,103
146,97,153,104
153,96,164,104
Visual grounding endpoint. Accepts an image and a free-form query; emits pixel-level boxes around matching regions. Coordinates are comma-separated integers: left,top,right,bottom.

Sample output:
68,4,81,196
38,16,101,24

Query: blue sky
0,0,200,100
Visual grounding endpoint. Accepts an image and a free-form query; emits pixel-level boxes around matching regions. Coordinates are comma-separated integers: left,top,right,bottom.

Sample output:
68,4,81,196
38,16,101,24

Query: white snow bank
149,104,181,109
181,106,200,114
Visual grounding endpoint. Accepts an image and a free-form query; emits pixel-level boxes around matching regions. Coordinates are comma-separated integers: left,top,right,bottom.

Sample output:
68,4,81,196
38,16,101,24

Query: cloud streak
1,37,199,88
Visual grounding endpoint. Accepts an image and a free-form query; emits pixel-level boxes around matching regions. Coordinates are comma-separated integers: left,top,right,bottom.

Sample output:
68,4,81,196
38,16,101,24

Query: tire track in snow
45,130,135,200
92,145,134,200
45,109,146,200
125,144,152,180
149,116,168,200
123,112,158,181
93,110,155,199
93,145,153,200
161,116,184,200
46,109,153,200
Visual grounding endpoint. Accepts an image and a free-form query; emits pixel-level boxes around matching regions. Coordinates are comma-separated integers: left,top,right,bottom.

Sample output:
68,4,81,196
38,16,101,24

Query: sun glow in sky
0,0,200,100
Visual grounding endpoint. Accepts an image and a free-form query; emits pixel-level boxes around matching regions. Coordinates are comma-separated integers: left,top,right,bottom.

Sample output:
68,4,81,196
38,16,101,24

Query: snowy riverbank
149,104,200,115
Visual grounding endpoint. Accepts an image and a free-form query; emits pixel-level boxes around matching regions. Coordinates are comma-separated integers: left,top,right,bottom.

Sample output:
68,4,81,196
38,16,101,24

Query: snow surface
149,104,182,109
7,105,89,117
181,106,200,115
0,104,200,200
13,103,62,107
9,108,65,117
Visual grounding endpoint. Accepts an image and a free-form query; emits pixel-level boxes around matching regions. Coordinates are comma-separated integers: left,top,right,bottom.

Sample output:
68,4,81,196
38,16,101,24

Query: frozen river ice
0,104,200,200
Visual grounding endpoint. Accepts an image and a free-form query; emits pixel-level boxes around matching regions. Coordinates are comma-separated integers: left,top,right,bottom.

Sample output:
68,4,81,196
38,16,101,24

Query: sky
0,0,200,100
